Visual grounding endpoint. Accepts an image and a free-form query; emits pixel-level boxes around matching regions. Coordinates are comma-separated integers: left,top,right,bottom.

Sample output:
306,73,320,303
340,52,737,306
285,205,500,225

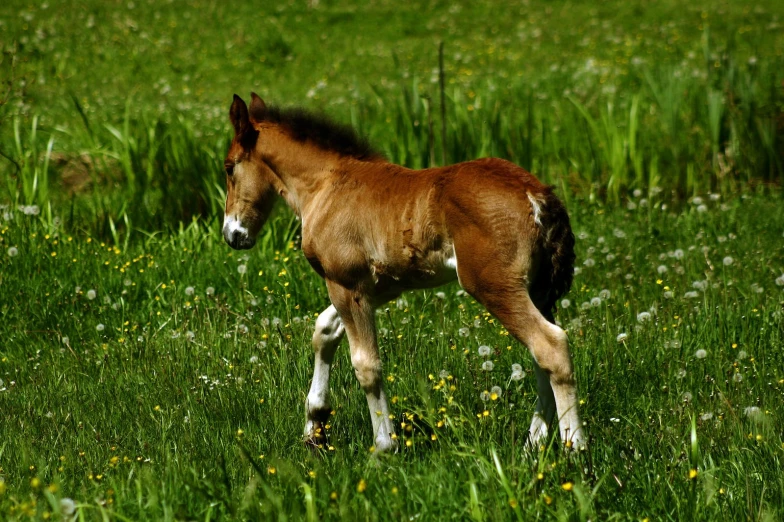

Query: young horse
222,93,585,452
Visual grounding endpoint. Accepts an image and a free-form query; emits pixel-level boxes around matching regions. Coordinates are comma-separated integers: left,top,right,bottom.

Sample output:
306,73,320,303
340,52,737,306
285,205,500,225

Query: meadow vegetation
1,0,783,520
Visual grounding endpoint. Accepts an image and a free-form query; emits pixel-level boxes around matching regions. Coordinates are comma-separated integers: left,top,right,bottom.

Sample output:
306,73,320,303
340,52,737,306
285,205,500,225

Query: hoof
303,421,329,451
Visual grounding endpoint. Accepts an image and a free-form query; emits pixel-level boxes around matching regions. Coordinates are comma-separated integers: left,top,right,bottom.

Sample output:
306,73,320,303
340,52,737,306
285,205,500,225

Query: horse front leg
326,280,397,453
304,304,345,447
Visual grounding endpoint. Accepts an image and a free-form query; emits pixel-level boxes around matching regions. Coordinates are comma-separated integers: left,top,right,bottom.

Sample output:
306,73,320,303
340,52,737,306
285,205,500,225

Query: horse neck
259,128,341,216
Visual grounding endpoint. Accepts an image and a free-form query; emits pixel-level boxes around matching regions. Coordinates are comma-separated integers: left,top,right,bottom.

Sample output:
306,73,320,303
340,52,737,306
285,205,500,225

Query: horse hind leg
304,305,345,447
466,282,584,449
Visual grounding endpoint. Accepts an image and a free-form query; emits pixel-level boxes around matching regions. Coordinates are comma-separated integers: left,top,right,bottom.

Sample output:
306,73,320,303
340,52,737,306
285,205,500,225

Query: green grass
1,0,784,519
2,191,784,520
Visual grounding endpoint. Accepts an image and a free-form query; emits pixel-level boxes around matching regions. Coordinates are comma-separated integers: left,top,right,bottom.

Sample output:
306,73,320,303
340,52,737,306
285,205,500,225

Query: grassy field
1,0,784,520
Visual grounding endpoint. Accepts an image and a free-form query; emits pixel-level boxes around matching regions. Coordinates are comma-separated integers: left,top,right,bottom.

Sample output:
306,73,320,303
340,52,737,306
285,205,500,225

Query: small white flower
473,318,482,328
237,264,247,275
510,370,524,381
271,317,281,327
511,363,523,373
610,417,620,423
732,373,743,383
86,289,97,300
481,360,494,371
206,286,215,296
185,331,195,341
583,258,595,268
697,204,708,213
723,256,733,266
238,324,249,334
490,385,503,397
439,369,449,379
60,498,76,516
677,368,687,379
478,345,492,357
657,265,668,274
480,390,491,401
580,301,591,311
599,289,611,300
699,412,714,421
435,292,446,300
124,278,132,286
616,332,628,343
61,336,69,345
775,274,784,287
185,286,195,296
694,349,707,359
7,246,18,257
249,355,259,364
458,327,470,337
590,297,601,307
663,291,674,299
673,249,684,260
737,350,748,360
171,331,180,339
636,311,652,323
682,392,693,403
96,324,105,332
684,291,700,299
633,189,642,198
560,299,571,309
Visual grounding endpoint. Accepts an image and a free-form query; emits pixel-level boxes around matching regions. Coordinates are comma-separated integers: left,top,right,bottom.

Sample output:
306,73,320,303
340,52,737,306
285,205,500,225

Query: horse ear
249,92,267,124
229,94,250,136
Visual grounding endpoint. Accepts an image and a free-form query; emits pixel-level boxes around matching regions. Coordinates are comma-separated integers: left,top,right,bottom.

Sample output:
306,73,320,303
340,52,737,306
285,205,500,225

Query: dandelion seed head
560,299,571,309
481,360,494,371
250,355,259,364
171,331,180,339
699,412,713,421
60,498,76,516
7,246,18,257
185,286,195,296
478,345,492,357
96,323,105,332
206,286,215,296
737,350,747,360
599,289,611,300
743,406,761,419
677,368,687,379
682,392,693,403
458,327,470,337
237,264,247,274
490,385,503,397
87,289,97,300
697,205,708,213
657,265,668,274
185,331,195,341
637,311,652,323
732,373,743,383
616,332,628,343
480,390,490,401
694,349,707,359
583,258,595,268
723,256,733,266
590,297,601,307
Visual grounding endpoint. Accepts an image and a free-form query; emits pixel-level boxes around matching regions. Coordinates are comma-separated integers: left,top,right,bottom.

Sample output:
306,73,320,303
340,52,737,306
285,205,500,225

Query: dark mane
261,106,384,161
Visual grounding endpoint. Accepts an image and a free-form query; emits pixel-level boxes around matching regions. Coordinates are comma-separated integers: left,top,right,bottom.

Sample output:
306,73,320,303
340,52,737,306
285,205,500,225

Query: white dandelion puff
694,349,707,359
7,246,18,257
96,324,105,332
599,289,611,300
699,412,714,421
60,498,76,516
684,291,700,299
185,331,195,341
490,385,503,397
732,373,743,383
560,299,571,309
682,392,693,403
775,274,784,287
206,286,215,296
737,350,748,360
249,355,259,364
185,286,195,296
87,289,97,300
723,256,733,266
481,360,495,371
590,297,601,307
657,265,668,274
583,258,595,268
616,332,628,343
480,390,491,401
743,406,762,419
237,264,247,275
458,327,470,337
636,311,652,323
478,345,492,357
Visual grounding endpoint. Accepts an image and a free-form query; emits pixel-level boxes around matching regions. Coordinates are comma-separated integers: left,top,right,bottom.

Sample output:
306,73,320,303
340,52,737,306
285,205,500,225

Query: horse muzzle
223,216,256,250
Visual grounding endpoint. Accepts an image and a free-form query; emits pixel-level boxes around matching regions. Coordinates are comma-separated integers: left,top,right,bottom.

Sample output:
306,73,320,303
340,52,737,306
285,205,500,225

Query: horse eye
225,164,234,176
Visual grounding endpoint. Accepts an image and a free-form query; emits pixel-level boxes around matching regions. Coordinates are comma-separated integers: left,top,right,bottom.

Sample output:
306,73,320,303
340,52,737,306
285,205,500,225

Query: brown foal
222,93,585,452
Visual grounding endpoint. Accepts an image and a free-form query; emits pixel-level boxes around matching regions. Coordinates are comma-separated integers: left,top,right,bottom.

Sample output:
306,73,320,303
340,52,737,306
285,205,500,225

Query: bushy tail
532,187,575,314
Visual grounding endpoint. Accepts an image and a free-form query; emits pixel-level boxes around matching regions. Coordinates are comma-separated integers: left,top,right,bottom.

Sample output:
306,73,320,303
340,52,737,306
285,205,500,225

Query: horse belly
371,244,458,291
